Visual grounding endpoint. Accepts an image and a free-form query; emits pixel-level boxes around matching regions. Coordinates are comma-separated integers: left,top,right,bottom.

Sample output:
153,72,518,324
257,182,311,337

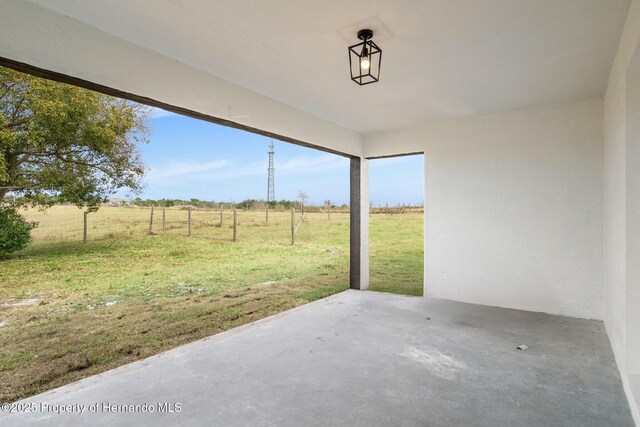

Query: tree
297,190,308,215
0,206,36,257
0,67,149,211
276,199,294,209
297,191,308,207
237,199,258,209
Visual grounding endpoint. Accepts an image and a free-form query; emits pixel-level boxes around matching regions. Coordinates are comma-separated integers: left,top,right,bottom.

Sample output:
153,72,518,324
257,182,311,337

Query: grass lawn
0,210,422,402
369,214,424,296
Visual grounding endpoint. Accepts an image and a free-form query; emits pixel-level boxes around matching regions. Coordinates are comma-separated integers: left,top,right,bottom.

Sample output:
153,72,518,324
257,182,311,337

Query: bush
0,207,37,257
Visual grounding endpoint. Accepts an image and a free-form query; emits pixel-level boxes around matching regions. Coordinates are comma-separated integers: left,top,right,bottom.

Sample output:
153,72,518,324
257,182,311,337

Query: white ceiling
29,0,631,133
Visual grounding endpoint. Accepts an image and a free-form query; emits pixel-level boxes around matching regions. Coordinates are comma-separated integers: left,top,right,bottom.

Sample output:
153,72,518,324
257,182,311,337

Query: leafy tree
237,199,258,209
0,67,149,212
276,199,295,209
0,206,36,257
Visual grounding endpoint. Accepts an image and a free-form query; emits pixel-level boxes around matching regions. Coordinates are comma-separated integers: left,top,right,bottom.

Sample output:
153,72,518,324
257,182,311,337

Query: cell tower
267,141,275,202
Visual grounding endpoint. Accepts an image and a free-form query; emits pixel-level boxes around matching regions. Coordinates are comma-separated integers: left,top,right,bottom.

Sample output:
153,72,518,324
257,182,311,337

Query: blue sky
127,107,423,206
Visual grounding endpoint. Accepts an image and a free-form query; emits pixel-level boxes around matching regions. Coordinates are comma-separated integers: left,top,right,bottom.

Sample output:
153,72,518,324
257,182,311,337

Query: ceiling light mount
349,28,382,86
357,29,374,41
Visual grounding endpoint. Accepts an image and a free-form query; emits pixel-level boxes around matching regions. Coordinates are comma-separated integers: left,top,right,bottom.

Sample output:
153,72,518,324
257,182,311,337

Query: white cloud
147,159,230,180
278,154,349,174
223,154,348,179
143,153,348,190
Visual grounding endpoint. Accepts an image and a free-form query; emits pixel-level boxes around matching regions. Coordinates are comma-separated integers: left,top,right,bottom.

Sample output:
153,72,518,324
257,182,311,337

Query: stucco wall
604,0,640,421
0,1,362,157
364,99,604,319
604,0,640,374
626,65,640,378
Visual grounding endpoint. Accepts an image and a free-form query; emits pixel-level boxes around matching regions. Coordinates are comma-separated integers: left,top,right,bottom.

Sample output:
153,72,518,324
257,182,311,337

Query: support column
350,157,369,290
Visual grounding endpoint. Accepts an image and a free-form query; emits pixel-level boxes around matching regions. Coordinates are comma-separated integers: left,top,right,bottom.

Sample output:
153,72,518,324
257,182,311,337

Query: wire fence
21,206,352,245
20,204,423,246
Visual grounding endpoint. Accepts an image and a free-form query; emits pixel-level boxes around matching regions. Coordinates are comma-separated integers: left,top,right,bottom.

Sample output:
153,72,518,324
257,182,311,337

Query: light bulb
360,56,370,71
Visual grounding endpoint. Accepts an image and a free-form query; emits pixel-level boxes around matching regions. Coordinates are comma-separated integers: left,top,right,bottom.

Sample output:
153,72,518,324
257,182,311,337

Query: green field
0,207,422,402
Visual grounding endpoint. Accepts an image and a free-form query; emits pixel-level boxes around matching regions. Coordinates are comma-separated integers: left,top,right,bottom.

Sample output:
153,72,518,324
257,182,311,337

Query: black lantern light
348,29,382,85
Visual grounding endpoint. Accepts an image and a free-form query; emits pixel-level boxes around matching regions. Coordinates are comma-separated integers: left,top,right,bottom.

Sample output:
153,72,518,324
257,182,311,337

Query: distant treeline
129,198,348,210
3,195,421,212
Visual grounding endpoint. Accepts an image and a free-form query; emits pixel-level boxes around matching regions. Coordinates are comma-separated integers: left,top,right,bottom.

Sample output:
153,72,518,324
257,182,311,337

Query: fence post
220,205,224,227
291,208,295,245
328,205,331,220
233,208,237,242
162,207,166,232
83,211,88,242
188,208,192,237
148,206,155,235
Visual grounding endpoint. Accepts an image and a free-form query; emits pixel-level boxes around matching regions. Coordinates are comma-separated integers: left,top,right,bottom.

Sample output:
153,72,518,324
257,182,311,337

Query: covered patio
0,0,639,425
0,290,632,426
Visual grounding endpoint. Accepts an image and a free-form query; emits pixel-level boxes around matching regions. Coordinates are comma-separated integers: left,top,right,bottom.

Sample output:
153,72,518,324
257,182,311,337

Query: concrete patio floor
0,290,633,426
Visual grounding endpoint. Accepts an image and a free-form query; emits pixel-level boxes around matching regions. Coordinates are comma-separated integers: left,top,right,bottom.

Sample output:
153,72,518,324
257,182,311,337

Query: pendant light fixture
348,29,382,85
